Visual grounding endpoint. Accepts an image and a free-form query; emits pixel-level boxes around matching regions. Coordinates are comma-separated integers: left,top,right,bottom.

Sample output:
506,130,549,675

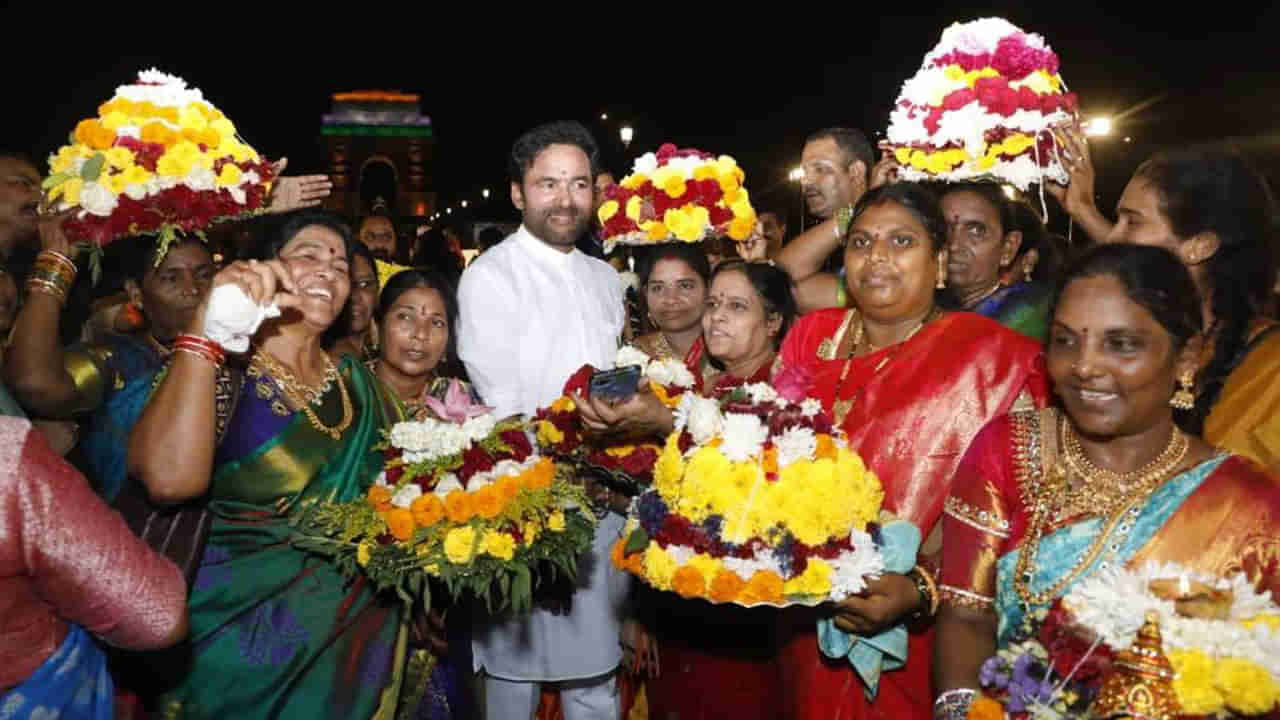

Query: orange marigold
762,448,779,475
385,508,415,541
625,551,646,575
523,458,555,491
473,485,505,520
739,570,785,605
141,122,179,147
410,494,445,528
967,696,1006,720
610,538,628,571
815,435,837,461
672,566,707,599
367,485,393,511
495,475,522,504
444,490,475,523
709,570,748,603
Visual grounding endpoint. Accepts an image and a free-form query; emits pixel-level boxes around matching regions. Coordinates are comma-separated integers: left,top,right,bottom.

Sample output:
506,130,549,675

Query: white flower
744,383,778,405
492,459,525,479
719,413,768,463
645,358,696,389
391,483,422,508
615,345,651,370
800,399,823,418
242,170,261,185
828,532,887,600
185,167,217,192
78,182,118,216
373,471,389,487
137,68,188,87
677,394,722,445
226,186,247,205
115,124,140,140
775,426,818,467
434,473,463,496
632,152,658,175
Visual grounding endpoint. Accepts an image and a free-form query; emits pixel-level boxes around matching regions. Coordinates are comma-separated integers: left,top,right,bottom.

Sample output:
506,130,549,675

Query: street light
446,207,452,214
1084,116,1113,137
482,188,490,199
600,113,608,120
461,200,468,209
620,125,634,149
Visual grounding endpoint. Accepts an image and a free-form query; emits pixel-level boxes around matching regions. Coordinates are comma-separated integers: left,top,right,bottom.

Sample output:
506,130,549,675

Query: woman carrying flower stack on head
630,242,713,381
127,211,407,719
934,244,1280,720
771,182,1048,720
367,265,475,720
577,259,797,720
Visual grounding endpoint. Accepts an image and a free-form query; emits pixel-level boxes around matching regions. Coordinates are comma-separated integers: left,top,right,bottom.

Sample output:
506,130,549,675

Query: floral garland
597,143,756,253
613,382,887,606
293,379,595,612
885,18,1078,190
43,69,277,252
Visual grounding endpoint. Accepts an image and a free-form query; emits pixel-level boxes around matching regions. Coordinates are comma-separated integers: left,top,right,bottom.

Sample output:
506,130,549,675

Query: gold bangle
912,564,940,617
36,249,77,274
174,345,223,368
26,278,69,304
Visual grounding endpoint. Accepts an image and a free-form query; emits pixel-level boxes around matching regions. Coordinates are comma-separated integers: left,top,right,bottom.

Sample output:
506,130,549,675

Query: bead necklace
252,348,353,440
830,307,939,426
1013,414,1189,607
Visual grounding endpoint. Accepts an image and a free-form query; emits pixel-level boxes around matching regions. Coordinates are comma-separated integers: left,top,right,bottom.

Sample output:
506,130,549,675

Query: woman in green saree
128,211,406,719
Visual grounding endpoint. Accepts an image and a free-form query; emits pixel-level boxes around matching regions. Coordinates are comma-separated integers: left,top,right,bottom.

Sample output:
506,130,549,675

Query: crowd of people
0,109,1277,720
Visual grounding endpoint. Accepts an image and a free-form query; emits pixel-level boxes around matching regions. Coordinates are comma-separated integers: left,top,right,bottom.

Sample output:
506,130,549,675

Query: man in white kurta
457,122,627,720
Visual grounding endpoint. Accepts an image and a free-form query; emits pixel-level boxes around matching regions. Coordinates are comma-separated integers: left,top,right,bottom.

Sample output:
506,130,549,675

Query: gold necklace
1059,421,1189,521
963,281,1003,310
831,307,938,425
1013,415,1189,607
252,349,353,440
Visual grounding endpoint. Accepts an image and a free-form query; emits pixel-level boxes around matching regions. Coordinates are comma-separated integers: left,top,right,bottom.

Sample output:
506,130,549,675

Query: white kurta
458,225,628,682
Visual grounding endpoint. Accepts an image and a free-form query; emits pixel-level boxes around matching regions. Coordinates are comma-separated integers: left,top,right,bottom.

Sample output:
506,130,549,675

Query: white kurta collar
515,224,579,267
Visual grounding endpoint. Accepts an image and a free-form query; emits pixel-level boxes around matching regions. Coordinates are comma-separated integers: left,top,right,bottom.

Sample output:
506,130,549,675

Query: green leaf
80,153,105,182
624,527,649,556
512,565,532,615
41,172,73,190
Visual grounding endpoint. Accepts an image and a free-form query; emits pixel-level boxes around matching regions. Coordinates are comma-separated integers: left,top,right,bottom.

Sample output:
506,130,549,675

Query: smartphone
589,365,643,401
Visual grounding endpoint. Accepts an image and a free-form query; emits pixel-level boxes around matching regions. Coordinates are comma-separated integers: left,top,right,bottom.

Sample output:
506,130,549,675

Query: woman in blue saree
128,210,406,719
933,244,1280,719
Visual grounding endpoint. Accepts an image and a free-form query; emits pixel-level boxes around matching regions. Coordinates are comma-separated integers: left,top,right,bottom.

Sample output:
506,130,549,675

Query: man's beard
525,207,589,249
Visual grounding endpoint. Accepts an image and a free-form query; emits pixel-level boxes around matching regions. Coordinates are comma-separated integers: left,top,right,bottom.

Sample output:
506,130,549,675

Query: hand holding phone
588,365,643,401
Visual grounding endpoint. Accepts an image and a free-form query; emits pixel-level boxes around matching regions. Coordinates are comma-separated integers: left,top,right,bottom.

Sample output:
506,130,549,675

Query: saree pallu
775,310,1048,720
939,409,1280,649
971,282,1051,343
0,624,113,720
159,358,406,720
1205,326,1280,471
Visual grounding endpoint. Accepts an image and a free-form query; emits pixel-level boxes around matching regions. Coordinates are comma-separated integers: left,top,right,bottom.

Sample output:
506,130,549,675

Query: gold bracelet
26,278,69,304
36,249,77,274
912,564,940,617
174,345,223,368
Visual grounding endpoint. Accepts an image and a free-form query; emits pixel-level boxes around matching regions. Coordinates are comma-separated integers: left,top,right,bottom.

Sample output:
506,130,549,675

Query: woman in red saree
774,183,1048,720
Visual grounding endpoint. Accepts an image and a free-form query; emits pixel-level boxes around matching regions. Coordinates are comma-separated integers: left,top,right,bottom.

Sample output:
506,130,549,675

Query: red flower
619,445,658,480
677,432,694,455
385,464,405,485
459,443,496,482
1037,602,1114,684
500,430,533,462
656,143,679,163
974,77,1019,116
992,35,1059,80
924,107,945,135
941,88,976,111
933,51,992,72
562,365,595,397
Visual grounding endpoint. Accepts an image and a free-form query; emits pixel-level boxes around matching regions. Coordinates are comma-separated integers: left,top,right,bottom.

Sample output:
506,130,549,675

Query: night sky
9,4,1279,231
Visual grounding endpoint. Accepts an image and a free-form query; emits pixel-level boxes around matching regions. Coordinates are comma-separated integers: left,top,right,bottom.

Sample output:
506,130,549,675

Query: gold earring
936,264,947,290
1170,370,1195,410
1023,264,1034,283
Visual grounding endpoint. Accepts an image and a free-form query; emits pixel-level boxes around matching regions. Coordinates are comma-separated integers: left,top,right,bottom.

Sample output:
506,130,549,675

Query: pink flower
772,363,814,404
422,378,493,424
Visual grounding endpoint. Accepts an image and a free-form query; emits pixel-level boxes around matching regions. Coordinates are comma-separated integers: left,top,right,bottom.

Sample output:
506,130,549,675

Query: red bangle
172,334,226,367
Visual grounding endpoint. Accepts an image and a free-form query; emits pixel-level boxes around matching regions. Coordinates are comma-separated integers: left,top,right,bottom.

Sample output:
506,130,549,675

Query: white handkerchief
202,283,281,353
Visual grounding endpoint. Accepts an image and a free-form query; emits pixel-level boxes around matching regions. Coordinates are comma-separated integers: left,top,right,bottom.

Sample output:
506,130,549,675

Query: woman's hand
869,145,901,190
191,258,300,334
409,608,450,655
829,572,922,636
622,619,660,678
736,222,769,261
1046,123,1098,219
36,208,77,256
573,382,674,440
266,158,333,214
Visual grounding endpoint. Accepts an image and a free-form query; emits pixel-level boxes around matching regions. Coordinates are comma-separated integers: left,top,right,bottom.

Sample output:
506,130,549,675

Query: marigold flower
610,538,629,570
141,122,179,147
385,508,415,541
495,475,522,504
672,566,707,598
523,459,555,491
473,485,505,520
121,165,152,187
642,544,676,590
727,216,755,242
536,419,564,447
1168,649,1223,716
625,195,644,222
550,395,576,413
410,494,445,528
620,173,648,190
739,570,785,605
783,558,833,598
815,435,837,461
967,696,1005,720
605,444,637,458
103,146,134,171
482,530,516,561
548,510,567,532
522,519,541,545
216,164,243,187
104,173,128,195
661,176,687,199
598,199,619,224
444,490,475,523
1216,657,1279,715
443,526,477,564
643,221,668,242
357,541,373,567
709,570,747,603
762,448,779,475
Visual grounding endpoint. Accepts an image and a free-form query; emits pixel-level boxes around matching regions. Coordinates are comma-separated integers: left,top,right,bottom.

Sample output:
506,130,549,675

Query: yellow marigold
605,444,637,458
977,155,997,171
444,490,475,523
357,541,373,567
141,122,179,147
643,544,677,590
994,134,1035,157
649,381,679,408
121,165,152,187
598,199,619,224
963,66,1001,87
443,526,477,564
729,191,753,220
216,164,243,187
386,508,416,541
739,570,785,605
410,494,445,528
523,458,555,491
665,205,711,243
1169,649,1225,716
672,566,707,598
895,147,914,165
620,172,648,190
643,221,668,241
660,175,687,199
473,485,506,520
104,172,128,195
156,153,192,178
653,433,685,501
482,530,516,561
103,146,134,171
1215,657,1280,716
625,195,644,222
692,164,718,181
522,519,541,546
783,558,833,599
547,510,566,532
727,215,754,242
550,395,576,413
100,111,129,131
54,177,84,206
709,570,747,603
1014,69,1059,94
967,696,1005,720
687,553,722,581
178,104,209,131
536,419,564,447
